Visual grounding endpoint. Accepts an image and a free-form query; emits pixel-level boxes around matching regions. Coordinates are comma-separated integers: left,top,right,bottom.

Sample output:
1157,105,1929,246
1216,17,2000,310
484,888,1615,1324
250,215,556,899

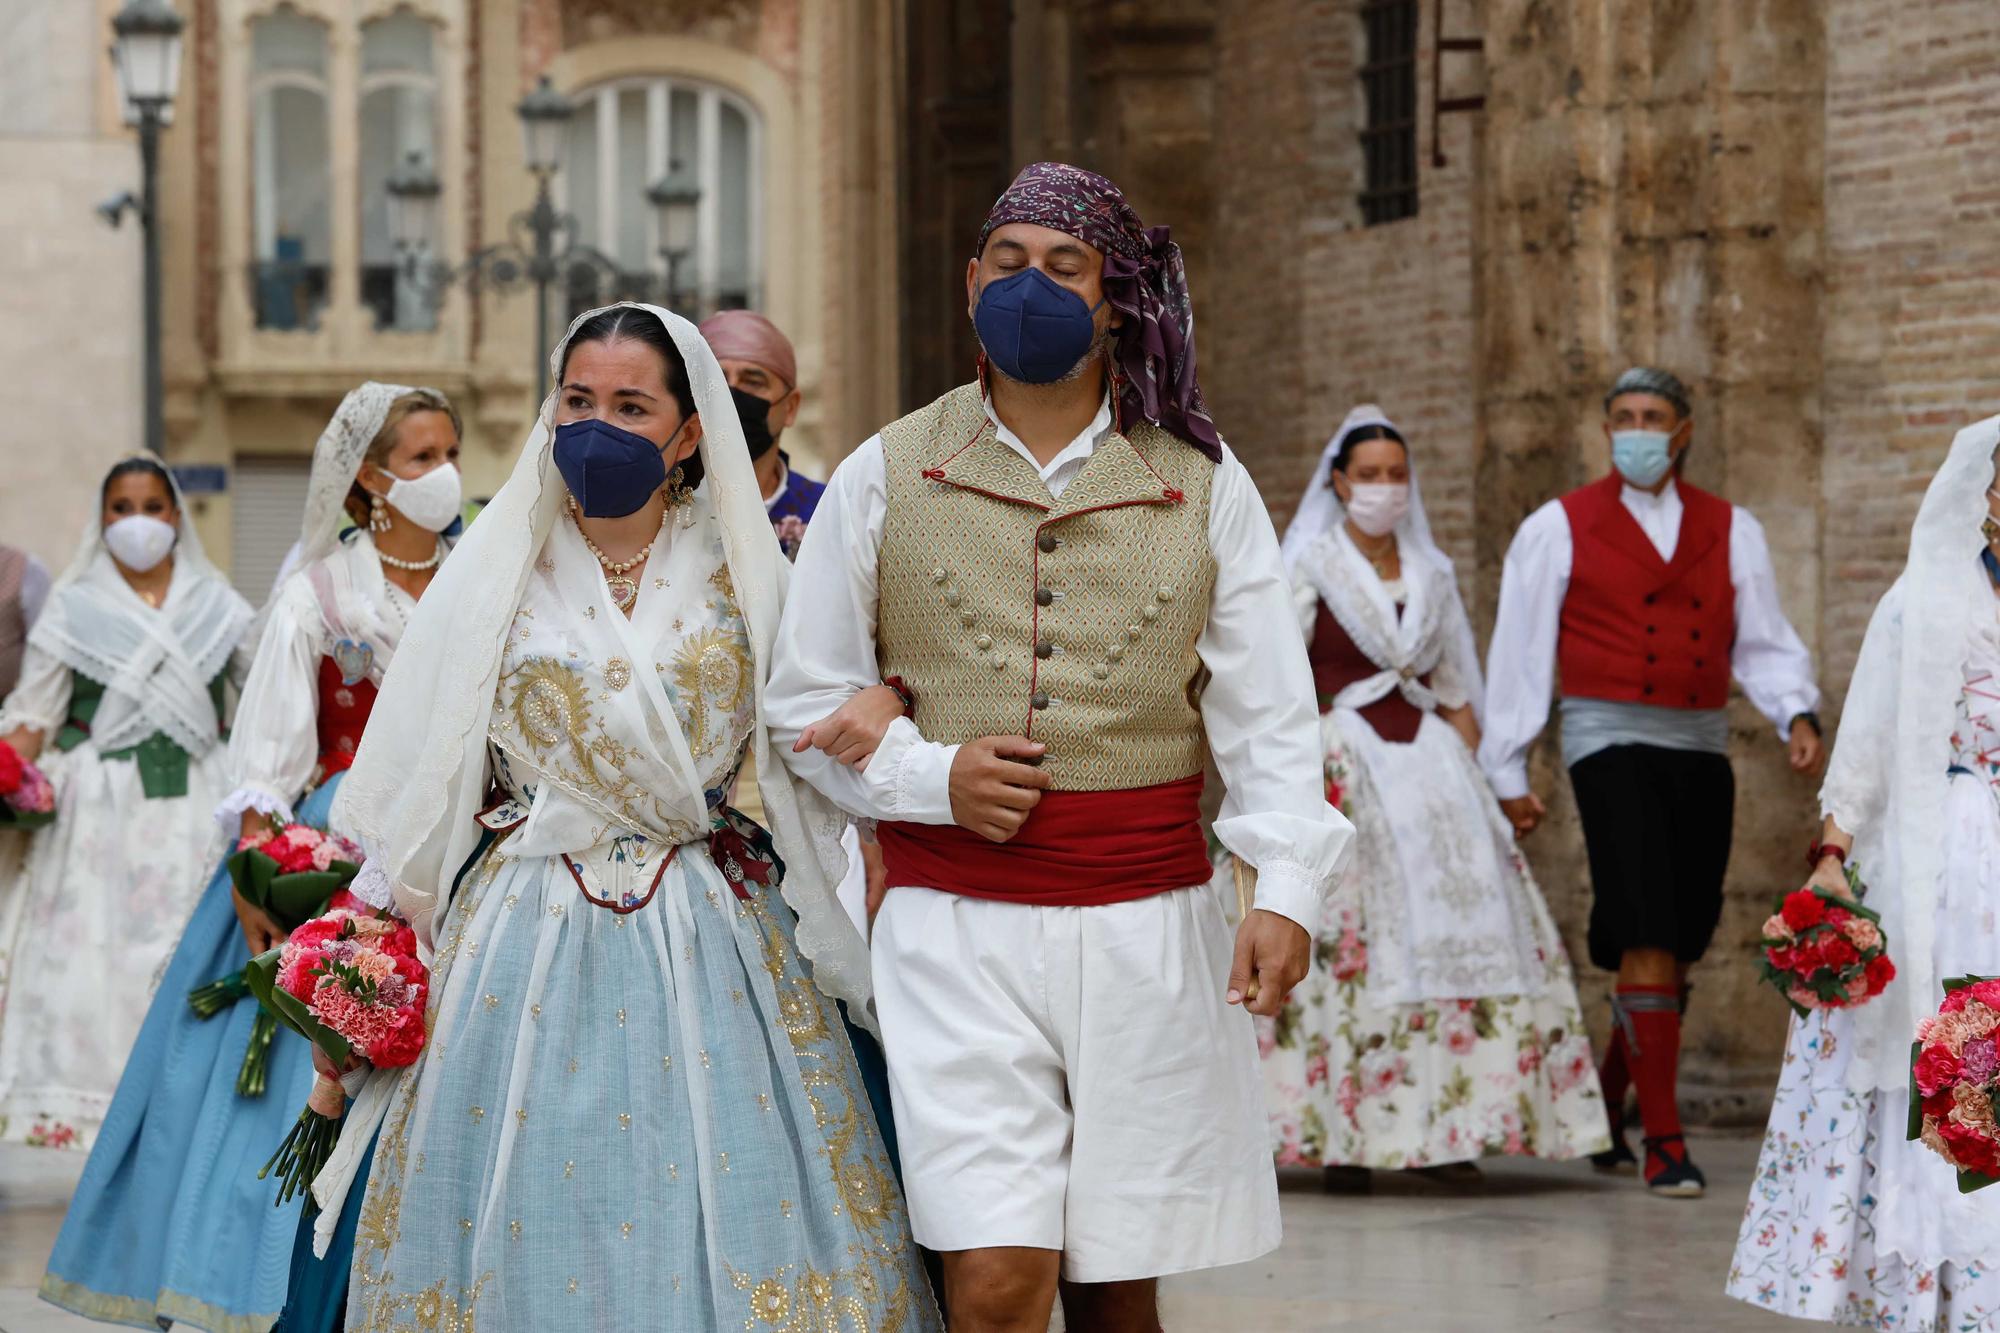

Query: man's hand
1788,718,1825,775
794,684,907,771
947,735,1051,843
1227,910,1311,1017
1498,793,1546,838
232,887,287,958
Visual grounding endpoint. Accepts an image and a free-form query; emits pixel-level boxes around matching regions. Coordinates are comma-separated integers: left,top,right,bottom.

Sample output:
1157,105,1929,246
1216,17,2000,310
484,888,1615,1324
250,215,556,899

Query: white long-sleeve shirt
1477,479,1820,799
764,395,1351,933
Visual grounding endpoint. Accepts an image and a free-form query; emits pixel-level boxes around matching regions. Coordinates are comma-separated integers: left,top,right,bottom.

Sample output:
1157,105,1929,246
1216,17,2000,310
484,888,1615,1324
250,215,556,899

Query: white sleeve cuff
348,858,395,910
1250,858,1323,934
890,726,959,825
1772,691,1823,741
1484,763,1530,802
213,785,294,837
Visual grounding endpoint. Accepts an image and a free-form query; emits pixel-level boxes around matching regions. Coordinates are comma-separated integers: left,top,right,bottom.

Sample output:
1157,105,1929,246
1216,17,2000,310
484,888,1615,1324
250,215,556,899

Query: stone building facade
3,0,1997,1112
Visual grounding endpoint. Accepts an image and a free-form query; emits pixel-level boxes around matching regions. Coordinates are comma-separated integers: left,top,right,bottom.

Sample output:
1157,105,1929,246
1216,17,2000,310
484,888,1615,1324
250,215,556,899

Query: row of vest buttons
1643,625,1704,640
1644,654,1707,667
1642,594,1705,609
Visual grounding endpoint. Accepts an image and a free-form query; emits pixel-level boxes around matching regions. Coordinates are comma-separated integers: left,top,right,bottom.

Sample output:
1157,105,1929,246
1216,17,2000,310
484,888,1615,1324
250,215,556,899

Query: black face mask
730,386,778,460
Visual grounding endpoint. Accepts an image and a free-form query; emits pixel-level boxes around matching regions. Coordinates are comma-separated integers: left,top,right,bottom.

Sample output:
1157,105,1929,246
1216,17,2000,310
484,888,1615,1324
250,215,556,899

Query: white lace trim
212,784,294,836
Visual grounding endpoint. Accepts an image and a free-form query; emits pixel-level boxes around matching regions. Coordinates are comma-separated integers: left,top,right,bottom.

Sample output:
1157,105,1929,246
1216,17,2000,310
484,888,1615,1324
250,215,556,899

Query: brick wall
1820,0,2000,688
1206,1,1481,577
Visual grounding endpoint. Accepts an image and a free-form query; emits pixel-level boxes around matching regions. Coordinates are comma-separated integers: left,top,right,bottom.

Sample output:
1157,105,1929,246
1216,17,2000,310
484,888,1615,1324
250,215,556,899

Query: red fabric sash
878,774,1211,907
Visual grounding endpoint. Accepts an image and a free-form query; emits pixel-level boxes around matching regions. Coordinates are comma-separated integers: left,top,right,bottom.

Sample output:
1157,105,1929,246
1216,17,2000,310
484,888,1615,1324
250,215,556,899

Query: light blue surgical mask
1611,429,1675,489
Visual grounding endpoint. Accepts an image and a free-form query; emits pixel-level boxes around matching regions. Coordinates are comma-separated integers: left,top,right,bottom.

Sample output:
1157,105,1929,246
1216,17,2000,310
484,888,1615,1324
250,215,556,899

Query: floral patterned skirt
1256,717,1609,1170
1727,1011,2000,1327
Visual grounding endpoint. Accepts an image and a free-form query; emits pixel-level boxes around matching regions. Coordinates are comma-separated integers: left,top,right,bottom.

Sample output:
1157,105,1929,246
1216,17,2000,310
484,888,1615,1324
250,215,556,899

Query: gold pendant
606,576,638,612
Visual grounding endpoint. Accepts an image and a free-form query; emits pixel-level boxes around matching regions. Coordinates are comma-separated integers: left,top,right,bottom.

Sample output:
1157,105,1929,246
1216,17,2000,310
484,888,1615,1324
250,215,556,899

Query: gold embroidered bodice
876,383,1218,791
489,541,755,844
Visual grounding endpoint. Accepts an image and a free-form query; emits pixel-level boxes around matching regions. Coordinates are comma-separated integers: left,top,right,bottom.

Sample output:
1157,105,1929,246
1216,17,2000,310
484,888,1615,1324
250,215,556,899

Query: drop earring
369,492,392,533
1983,513,2000,546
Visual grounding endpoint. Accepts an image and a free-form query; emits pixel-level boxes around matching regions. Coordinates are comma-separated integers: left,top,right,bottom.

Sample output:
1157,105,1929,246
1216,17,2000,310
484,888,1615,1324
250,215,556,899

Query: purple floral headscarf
975,162,1222,463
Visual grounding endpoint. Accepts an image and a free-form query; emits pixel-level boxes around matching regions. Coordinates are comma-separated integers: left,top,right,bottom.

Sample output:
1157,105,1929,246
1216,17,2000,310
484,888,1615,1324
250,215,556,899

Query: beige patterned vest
877,383,1218,791
0,546,26,701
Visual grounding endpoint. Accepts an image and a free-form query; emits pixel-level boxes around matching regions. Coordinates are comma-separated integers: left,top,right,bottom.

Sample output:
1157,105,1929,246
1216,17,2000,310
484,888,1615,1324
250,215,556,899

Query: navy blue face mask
553,417,686,518
972,267,1106,384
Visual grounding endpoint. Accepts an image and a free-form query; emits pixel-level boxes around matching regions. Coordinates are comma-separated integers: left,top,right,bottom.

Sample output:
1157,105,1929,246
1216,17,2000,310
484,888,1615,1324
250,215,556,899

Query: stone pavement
0,1135,1792,1332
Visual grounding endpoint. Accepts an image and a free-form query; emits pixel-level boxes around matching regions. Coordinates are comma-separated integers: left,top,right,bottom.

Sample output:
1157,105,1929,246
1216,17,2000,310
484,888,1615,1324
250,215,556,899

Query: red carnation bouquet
1910,975,2000,1192
1757,864,1896,1017
0,738,56,830
245,902,429,1204
187,822,366,1096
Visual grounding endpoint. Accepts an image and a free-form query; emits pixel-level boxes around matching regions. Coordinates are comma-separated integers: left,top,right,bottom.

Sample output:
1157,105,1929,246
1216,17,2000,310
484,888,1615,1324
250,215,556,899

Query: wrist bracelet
882,675,916,718
1807,841,1846,870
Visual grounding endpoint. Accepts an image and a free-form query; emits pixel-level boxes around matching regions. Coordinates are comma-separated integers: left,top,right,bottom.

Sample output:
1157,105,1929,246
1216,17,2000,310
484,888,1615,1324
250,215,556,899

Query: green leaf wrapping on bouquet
0,806,55,830
225,847,359,931
1909,1039,1925,1143
186,968,251,1020
244,946,353,1069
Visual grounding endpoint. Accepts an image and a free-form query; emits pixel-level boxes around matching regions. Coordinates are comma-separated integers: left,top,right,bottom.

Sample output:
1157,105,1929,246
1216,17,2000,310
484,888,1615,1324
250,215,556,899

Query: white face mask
102,514,178,573
381,463,462,533
1344,482,1410,538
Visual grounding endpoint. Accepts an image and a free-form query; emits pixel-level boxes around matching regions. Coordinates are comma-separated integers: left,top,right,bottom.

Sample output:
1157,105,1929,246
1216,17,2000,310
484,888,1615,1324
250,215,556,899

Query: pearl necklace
376,538,444,572
569,498,664,612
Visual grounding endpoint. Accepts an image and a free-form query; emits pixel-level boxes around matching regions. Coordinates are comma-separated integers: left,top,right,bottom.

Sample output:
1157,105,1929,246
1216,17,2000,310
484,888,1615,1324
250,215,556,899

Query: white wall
0,0,144,568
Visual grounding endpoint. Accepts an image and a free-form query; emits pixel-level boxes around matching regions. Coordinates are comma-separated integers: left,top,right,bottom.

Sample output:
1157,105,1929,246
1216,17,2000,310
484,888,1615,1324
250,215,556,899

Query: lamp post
384,150,442,330
647,162,701,309
108,0,184,456
514,77,572,400
397,78,659,401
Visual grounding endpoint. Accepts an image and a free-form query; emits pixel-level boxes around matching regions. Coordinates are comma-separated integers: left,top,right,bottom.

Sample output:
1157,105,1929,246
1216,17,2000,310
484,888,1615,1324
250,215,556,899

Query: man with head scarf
700,308,821,558
767,162,1351,1330
1479,366,1825,1198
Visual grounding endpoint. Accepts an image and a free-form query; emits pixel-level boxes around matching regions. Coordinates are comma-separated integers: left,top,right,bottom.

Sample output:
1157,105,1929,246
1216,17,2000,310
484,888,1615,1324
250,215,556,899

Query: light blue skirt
40,775,340,1333
347,831,942,1330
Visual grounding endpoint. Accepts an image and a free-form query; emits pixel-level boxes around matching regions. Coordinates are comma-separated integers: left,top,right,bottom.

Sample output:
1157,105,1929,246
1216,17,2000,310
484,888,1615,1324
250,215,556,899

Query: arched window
358,10,440,332
562,77,760,319
248,6,331,330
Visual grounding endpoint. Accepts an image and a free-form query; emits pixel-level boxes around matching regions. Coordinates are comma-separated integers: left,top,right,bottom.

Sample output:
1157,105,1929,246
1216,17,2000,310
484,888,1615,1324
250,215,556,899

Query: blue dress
40,775,341,1333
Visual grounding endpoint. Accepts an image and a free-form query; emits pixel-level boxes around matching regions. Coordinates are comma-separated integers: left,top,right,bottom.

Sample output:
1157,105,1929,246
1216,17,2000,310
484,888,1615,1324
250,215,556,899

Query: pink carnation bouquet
1910,975,2000,1192
245,903,428,1204
0,737,57,829
187,822,367,1097
1756,863,1895,1017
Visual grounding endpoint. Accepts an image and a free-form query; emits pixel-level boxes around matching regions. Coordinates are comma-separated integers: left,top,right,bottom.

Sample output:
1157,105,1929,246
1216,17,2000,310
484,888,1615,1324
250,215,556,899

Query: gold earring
1983,514,2000,545
369,492,392,532
663,466,692,509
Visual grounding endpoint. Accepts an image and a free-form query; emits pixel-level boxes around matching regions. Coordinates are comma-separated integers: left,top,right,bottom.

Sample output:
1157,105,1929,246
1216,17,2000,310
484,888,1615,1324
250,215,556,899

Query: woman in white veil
1258,405,1609,1190
1729,414,2000,1327
0,456,254,1158
317,304,936,1329
39,385,466,1333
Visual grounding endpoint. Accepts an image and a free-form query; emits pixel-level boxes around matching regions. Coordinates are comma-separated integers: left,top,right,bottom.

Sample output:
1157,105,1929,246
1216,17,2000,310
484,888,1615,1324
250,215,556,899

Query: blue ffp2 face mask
1611,429,1676,489
553,417,684,518
973,267,1106,384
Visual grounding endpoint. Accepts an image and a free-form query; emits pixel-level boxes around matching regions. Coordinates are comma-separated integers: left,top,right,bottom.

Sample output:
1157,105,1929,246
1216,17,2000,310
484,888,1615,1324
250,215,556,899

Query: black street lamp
647,162,702,309
390,78,674,402
107,0,184,455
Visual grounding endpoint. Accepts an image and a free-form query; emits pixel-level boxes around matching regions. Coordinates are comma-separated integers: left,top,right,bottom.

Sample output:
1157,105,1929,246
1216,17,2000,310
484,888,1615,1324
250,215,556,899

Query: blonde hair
343,388,462,526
